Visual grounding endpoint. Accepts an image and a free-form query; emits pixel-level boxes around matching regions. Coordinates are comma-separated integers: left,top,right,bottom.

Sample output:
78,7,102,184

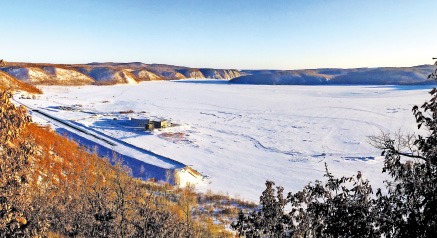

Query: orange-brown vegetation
0,90,240,237
0,71,42,94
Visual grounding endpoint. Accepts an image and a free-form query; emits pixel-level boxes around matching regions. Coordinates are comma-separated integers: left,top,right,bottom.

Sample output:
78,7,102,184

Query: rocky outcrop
130,69,162,81
142,64,189,80
175,68,244,80
200,69,244,79
187,70,205,79
159,71,186,80
139,64,244,80
176,69,205,79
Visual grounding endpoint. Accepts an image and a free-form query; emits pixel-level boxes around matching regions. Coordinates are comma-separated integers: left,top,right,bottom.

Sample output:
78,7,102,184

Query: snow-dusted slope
3,67,50,83
130,69,162,81
77,67,138,85
0,70,40,93
0,70,26,89
1,62,245,86
3,66,94,85
200,68,245,79
233,65,435,85
43,67,94,84
21,81,432,201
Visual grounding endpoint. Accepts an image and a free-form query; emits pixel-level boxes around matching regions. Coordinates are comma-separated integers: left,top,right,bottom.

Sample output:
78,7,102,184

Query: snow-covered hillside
234,65,435,85
3,66,94,85
21,80,432,201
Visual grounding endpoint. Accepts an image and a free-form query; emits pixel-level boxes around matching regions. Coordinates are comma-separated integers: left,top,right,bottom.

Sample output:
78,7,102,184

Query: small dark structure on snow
146,120,170,130
129,117,170,131
153,120,170,129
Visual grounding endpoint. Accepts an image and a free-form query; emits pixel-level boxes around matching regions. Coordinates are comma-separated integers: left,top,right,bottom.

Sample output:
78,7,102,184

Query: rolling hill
1,62,244,85
232,65,436,85
1,61,435,86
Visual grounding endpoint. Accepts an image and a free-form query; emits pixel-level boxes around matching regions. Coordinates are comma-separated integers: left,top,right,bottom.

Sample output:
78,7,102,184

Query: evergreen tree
232,181,290,237
233,60,437,237
372,59,437,237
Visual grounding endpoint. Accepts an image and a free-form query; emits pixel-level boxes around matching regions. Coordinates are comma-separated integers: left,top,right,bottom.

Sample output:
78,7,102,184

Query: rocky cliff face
130,69,162,81
199,69,244,79
172,68,243,80
176,69,205,79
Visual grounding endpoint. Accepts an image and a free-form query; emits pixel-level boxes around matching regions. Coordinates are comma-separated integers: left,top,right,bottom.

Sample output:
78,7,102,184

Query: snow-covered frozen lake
23,80,433,202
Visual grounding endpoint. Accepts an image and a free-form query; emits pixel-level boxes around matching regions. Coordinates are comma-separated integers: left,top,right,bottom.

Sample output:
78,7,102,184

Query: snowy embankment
20,80,432,202
14,97,196,185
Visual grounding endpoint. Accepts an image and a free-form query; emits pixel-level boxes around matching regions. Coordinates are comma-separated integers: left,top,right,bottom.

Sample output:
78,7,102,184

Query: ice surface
20,80,432,202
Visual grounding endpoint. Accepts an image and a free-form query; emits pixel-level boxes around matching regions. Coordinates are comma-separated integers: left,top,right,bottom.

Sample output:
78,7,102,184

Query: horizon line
1,60,434,72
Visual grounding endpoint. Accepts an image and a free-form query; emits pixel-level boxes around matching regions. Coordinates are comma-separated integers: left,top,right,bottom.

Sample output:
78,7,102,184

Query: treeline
0,91,232,237
232,62,437,237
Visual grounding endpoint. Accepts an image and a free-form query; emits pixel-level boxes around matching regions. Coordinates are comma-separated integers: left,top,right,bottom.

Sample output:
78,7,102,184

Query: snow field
23,81,432,202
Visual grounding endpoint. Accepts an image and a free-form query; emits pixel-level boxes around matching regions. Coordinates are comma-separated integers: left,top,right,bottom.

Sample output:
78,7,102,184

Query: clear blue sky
1,0,435,69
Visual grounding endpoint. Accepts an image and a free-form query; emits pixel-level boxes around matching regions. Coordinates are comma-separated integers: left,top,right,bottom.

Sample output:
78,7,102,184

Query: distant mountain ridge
234,65,435,85
0,61,435,86
0,62,244,85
